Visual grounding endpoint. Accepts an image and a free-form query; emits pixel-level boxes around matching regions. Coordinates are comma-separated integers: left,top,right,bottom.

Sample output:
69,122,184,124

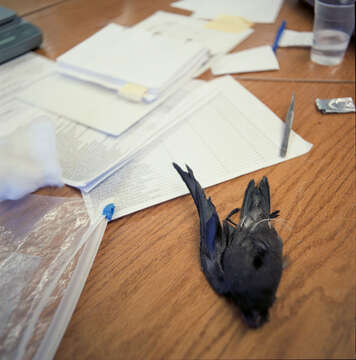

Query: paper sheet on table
59,80,217,191
0,52,55,105
0,53,55,137
56,23,209,103
82,76,312,222
205,14,253,33
2,53,218,190
211,45,279,75
171,0,284,23
279,29,313,47
16,73,175,136
4,83,217,191
134,11,254,55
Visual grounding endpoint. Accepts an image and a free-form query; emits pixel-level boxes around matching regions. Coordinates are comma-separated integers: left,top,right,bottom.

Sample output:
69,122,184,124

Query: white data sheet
82,76,312,222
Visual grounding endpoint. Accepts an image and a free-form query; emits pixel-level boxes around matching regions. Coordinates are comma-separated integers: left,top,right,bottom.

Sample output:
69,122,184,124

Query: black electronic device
0,6,43,64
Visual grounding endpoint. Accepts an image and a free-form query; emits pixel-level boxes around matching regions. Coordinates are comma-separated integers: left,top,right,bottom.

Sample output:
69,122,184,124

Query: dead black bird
173,163,283,328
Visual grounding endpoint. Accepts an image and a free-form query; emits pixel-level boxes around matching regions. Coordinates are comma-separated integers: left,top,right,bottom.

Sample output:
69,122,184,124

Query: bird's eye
253,255,263,269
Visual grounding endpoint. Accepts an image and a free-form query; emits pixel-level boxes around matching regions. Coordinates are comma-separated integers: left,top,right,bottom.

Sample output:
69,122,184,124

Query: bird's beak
242,310,268,329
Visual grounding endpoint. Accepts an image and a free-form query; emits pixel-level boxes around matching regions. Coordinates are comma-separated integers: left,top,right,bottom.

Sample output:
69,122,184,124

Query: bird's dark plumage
173,163,283,328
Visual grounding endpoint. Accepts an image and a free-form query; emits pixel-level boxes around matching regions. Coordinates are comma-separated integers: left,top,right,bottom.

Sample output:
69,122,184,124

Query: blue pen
272,20,286,52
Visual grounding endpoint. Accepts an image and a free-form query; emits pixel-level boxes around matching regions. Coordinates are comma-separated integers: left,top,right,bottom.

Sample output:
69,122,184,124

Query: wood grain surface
51,81,355,360
0,0,68,17
0,0,355,358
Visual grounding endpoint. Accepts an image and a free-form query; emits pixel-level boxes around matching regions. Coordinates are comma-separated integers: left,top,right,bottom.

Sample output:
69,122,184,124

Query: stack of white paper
10,81,218,191
171,0,284,24
57,23,210,103
82,76,313,222
7,53,218,191
56,80,218,191
133,11,254,77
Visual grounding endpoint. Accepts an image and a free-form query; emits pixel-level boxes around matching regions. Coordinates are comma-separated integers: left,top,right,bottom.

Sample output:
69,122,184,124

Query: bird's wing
173,163,228,294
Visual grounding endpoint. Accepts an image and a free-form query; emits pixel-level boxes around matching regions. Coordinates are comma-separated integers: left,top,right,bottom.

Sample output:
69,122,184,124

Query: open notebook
57,23,210,103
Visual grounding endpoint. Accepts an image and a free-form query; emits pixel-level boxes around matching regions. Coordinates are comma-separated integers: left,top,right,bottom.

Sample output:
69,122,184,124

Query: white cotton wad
0,118,63,201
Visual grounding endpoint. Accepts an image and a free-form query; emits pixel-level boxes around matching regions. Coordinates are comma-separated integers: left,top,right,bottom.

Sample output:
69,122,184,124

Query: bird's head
231,288,276,328
242,309,269,329
224,228,283,329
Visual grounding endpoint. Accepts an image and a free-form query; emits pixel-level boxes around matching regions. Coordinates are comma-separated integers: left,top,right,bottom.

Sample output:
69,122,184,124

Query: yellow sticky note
204,14,253,33
119,83,147,102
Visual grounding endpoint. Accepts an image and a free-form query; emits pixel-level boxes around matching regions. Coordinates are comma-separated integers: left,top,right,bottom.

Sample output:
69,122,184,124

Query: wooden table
1,0,355,358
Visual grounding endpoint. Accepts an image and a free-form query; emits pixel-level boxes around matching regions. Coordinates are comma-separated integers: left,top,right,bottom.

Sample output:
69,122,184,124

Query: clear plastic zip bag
0,195,107,360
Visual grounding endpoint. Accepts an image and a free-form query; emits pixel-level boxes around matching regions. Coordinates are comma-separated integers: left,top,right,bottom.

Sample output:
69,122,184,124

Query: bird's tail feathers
259,176,271,215
173,163,213,217
173,163,222,257
241,177,271,220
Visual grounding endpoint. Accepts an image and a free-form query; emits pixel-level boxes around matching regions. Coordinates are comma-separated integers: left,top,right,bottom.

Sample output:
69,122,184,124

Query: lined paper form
82,76,312,221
